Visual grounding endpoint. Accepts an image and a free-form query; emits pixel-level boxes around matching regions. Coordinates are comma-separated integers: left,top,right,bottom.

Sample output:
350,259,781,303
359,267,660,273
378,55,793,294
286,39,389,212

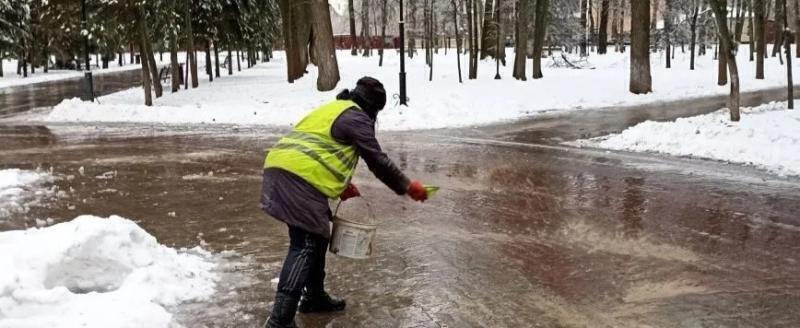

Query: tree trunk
454,0,463,83
139,8,162,98
137,14,153,106
774,0,786,57
755,0,766,79
690,4,699,70
718,41,728,85
185,0,198,88
227,48,233,75
205,41,213,82
513,0,529,79
750,2,756,61
466,0,475,78
532,0,549,78
651,0,659,30
630,0,652,94
349,0,357,55
664,0,673,68
481,0,496,59
170,29,180,92
495,0,505,63
795,0,800,57
786,29,795,108
310,0,341,91
429,0,435,81
214,43,221,77
709,0,741,121
580,0,588,56
735,0,746,42
598,0,610,54
379,0,388,66
362,0,372,56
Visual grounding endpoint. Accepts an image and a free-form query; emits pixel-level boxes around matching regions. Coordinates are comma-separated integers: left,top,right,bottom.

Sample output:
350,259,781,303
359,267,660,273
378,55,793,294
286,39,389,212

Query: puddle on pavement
1,125,800,327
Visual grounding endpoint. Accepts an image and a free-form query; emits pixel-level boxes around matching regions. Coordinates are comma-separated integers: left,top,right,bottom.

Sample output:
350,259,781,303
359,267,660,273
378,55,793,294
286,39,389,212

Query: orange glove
340,183,361,201
407,180,428,202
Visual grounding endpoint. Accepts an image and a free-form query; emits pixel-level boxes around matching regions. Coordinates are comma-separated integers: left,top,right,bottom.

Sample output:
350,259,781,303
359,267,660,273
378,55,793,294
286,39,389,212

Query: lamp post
494,21,501,80
398,0,408,105
81,0,94,101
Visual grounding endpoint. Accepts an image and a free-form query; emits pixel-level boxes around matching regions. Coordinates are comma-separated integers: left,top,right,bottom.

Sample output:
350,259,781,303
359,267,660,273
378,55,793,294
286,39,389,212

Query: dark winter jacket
260,106,409,238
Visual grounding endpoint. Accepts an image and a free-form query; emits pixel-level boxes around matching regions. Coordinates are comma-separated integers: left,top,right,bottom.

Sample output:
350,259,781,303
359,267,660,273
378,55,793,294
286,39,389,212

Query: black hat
352,77,387,111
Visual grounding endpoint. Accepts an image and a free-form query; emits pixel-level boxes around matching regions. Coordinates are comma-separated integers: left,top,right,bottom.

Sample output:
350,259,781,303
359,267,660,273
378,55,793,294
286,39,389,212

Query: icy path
0,169,57,219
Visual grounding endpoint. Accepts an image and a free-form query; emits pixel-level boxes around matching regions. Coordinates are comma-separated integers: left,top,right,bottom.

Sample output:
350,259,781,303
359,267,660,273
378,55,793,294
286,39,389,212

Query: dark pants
269,225,329,325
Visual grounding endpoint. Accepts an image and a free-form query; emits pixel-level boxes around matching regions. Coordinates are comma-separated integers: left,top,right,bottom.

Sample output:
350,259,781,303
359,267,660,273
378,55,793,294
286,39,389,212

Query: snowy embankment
0,215,218,328
572,101,800,177
0,169,58,219
43,49,800,130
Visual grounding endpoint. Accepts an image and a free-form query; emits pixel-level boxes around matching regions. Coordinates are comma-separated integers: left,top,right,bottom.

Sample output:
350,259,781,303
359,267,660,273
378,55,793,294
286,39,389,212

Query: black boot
265,293,299,328
298,291,346,313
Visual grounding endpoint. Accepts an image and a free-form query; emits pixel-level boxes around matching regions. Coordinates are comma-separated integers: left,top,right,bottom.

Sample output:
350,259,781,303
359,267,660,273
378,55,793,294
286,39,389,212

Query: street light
80,0,94,102
494,19,501,80
398,0,407,106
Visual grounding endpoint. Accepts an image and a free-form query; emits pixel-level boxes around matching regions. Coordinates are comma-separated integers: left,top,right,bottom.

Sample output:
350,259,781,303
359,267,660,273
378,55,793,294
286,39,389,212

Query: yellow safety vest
264,100,360,198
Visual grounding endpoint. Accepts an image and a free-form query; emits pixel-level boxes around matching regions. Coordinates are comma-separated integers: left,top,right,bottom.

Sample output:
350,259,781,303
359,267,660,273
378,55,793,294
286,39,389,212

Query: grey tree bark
709,0,742,121
310,0,341,91
532,0,549,79
513,0,530,80
362,0,373,56
630,0,652,94
349,0,358,55
755,0,766,78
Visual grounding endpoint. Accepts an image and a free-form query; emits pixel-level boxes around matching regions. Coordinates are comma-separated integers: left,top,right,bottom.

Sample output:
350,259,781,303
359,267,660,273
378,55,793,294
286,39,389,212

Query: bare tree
580,0,588,56
513,0,530,79
453,0,463,83
379,0,389,66
311,0,341,91
598,0,610,53
185,0,198,88
689,0,700,69
349,0,358,55
709,0,742,121
362,0,373,56
137,9,153,106
795,0,800,57
774,0,786,57
665,0,674,68
481,0,496,58
630,0,652,94
532,0,549,78
755,0,766,78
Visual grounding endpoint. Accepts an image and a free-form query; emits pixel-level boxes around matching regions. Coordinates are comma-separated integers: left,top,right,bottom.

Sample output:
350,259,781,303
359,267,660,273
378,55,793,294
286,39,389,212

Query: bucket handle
333,196,378,224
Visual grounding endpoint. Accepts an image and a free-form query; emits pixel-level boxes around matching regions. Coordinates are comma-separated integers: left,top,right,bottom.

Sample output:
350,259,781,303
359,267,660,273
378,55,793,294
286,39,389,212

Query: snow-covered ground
41,48,800,130
572,101,800,177
0,215,218,328
0,169,58,219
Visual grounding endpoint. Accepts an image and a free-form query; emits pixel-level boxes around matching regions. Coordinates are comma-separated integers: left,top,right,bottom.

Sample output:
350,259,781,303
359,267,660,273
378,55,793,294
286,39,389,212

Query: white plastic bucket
329,216,377,259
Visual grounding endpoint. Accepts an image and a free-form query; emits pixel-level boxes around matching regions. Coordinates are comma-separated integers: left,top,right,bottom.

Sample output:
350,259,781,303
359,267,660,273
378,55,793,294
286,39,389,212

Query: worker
261,77,428,328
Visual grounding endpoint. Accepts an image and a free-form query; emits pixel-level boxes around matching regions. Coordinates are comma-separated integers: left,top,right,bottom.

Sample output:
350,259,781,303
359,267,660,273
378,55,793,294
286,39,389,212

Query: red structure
333,35,399,50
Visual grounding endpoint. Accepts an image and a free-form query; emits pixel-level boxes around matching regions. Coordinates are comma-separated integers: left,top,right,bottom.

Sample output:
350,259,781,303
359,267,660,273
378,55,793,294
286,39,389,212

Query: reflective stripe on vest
263,100,360,198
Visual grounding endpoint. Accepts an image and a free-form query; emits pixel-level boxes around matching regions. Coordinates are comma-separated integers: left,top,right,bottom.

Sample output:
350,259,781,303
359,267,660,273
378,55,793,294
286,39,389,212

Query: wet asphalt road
1,76,800,327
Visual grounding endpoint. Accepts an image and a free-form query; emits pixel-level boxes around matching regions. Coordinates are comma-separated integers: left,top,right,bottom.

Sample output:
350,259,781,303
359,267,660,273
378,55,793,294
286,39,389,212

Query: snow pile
0,215,219,328
574,101,800,176
42,49,800,130
0,169,56,219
